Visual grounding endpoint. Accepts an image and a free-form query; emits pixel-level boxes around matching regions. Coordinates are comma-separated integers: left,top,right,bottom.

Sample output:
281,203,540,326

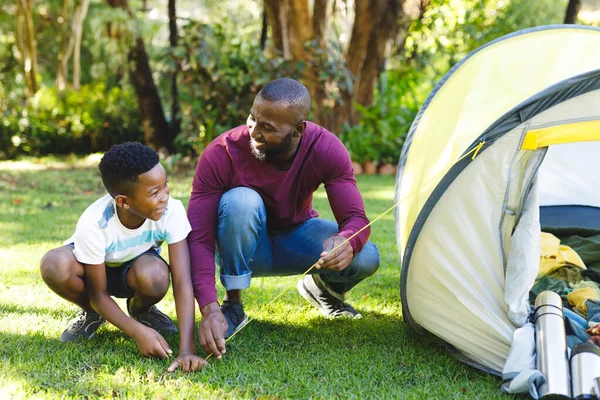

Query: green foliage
169,21,304,156
0,83,142,159
344,0,571,166
341,72,420,165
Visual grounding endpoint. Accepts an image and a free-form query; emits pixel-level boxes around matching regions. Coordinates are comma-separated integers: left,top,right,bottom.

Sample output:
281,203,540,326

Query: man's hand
316,235,353,272
132,326,172,358
167,351,208,373
198,302,228,359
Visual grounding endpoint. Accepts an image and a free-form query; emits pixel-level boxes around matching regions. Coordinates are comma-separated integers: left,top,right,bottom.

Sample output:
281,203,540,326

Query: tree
262,0,429,133
15,0,39,98
564,0,581,23
168,0,180,141
56,0,90,91
106,0,172,154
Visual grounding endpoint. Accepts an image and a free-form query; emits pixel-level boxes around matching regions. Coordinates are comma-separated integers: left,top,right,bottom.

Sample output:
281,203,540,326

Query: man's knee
219,187,264,217
354,242,380,278
40,247,79,285
129,257,170,297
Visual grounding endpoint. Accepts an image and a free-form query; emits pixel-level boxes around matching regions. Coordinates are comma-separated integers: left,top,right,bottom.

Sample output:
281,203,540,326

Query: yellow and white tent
395,25,600,374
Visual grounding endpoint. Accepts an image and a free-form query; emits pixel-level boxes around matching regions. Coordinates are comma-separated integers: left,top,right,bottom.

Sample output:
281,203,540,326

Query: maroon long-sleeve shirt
187,122,371,308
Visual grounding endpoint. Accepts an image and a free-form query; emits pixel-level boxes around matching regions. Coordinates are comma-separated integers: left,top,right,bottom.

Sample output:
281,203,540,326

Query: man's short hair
258,78,311,122
99,142,159,197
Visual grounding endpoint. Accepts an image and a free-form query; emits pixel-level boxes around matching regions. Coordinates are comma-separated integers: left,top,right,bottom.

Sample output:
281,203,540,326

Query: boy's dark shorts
66,244,168,298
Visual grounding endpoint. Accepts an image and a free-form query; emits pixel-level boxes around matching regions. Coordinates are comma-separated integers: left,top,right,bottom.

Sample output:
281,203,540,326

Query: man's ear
295,120,307,137
114,195,129,209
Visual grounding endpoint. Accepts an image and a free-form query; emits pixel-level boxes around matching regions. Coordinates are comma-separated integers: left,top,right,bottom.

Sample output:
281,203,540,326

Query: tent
395,25,600,375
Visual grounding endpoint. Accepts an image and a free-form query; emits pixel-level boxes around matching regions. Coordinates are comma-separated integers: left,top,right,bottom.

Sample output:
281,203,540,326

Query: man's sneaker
127,298,178,335
297,274,362,319
60,310,105,342
221,301,249,339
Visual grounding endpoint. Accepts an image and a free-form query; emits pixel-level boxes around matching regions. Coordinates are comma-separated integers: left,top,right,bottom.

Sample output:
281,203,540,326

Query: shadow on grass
190,314,502,398
0,311,506,399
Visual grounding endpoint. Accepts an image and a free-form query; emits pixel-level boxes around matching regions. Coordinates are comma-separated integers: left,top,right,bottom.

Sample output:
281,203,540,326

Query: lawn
0,155,511,399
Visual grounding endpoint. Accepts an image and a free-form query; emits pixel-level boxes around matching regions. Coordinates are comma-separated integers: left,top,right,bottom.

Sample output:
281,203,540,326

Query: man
187,78,380,359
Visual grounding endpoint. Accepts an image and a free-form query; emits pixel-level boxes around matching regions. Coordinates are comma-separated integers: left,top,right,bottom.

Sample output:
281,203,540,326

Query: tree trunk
106,0,172,154
72,0,90,90
264,0,288,58
353,1,401,109
349,0,428,124
312,0,333,49
168,0,180,143
262,0,428,134
56,0,71,90
564,0,581,24
309,0,334,127
288,0,311,61
260,5,268,50
15,0,39,98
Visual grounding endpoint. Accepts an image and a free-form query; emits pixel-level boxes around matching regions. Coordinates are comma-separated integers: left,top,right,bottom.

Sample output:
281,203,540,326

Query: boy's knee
40,248,77,284
131,259,170,297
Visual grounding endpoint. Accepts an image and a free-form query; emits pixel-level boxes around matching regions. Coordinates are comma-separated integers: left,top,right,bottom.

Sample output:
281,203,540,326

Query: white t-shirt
65,194,191,266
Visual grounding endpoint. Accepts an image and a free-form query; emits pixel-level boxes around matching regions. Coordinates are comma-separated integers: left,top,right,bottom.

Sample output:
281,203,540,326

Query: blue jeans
215,187,380,295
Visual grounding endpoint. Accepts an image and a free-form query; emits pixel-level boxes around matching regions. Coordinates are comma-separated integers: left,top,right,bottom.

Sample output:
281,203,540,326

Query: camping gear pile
395,25,600,398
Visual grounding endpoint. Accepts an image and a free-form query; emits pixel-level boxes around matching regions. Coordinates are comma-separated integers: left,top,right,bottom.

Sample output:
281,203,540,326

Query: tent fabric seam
498,121,531,274
399,71,600,357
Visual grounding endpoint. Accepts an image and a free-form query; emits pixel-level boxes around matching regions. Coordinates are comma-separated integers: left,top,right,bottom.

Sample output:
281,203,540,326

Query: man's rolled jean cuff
220,272,253,291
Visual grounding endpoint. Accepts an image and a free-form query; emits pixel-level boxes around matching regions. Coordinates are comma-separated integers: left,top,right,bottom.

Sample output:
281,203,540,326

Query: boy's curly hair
99,142,159,197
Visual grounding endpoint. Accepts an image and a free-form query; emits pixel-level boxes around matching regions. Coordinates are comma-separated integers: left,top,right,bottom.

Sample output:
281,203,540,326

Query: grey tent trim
394,25,600,264
399,68,600,338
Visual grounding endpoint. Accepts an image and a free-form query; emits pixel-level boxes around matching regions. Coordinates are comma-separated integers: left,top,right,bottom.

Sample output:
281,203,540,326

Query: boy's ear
114,195,129,209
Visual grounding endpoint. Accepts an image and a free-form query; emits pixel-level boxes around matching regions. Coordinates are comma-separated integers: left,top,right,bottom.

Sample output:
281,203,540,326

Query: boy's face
122,163,170,222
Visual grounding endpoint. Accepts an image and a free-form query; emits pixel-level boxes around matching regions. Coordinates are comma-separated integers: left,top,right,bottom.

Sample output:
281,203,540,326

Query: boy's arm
167,239,207,372
168,239,196,354
84,262,171,359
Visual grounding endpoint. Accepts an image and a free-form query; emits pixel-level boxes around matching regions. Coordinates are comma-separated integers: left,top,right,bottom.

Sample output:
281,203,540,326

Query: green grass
0,156,511,399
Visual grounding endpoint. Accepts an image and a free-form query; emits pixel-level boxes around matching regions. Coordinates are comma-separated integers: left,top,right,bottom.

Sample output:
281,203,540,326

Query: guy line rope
204,140,486,361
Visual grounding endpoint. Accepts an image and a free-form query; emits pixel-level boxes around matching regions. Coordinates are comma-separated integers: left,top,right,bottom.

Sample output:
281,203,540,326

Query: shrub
0,83,142,159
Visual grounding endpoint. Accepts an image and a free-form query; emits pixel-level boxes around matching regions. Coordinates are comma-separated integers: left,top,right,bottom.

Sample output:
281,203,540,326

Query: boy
40,142,205,373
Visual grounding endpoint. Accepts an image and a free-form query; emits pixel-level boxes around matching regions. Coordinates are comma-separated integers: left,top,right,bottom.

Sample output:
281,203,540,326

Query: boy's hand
133,326,172,358
166,352,207,373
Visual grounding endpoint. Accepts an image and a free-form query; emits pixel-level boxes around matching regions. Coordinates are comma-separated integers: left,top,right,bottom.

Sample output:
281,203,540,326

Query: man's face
125,163,170,222
247,96,300,162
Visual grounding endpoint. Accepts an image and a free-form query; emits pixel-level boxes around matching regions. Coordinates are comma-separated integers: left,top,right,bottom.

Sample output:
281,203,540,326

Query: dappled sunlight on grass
0,156,510,399
0,153,104,171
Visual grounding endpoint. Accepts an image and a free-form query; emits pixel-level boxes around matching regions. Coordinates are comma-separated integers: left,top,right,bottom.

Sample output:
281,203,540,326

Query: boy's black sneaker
220,301,249,339
60,310,105,342
297,274,362,319
127,298,178,335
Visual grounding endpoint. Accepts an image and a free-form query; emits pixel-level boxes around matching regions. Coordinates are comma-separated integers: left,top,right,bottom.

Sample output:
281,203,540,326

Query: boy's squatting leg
125,255,171,314
40,246,94,312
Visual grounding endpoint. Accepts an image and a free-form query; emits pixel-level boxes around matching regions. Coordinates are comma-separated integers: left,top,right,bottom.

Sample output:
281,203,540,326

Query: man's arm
187,144,231,358
84,263,171,358
167,239,207,372
319,135,371,271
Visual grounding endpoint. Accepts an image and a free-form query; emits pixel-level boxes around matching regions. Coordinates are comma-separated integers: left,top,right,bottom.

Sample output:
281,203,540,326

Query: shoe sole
225,315,249,339
297,278,362,319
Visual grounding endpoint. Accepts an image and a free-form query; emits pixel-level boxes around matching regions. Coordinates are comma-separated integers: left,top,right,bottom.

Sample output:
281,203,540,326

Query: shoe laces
139,306,171,325
68,310,100,331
